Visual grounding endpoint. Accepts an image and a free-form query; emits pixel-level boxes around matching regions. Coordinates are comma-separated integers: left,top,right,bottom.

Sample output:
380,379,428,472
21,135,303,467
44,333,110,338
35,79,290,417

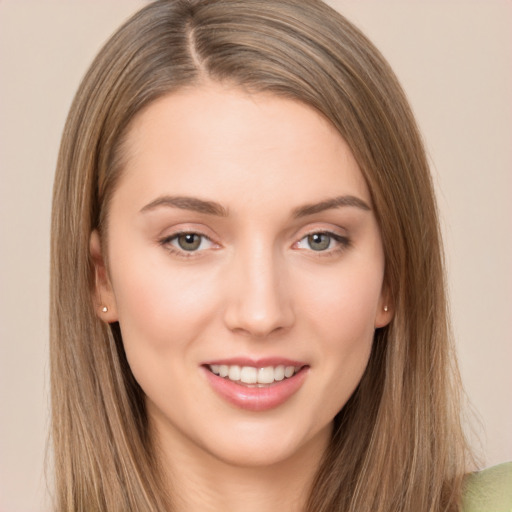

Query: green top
462,462,512,512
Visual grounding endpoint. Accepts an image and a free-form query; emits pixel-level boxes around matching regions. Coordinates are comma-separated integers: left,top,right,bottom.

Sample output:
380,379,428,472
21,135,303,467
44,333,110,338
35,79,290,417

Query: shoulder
462,462,512,512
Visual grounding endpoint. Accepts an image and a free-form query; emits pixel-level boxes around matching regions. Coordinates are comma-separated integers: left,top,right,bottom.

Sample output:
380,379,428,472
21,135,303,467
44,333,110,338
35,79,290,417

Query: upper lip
202,357,308,368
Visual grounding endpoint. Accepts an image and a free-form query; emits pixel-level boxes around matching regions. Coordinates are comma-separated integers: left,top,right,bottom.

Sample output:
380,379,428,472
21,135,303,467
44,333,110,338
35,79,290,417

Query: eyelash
294,231,351,256
158,230,351,258
159,231,216,258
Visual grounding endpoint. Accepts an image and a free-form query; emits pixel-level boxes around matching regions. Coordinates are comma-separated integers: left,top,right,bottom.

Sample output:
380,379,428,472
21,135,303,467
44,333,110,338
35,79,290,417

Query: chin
195,418,333,469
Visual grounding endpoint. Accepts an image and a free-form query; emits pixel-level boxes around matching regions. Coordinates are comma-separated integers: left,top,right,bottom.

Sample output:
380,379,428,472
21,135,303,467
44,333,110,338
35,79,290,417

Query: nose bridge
223,238,294,337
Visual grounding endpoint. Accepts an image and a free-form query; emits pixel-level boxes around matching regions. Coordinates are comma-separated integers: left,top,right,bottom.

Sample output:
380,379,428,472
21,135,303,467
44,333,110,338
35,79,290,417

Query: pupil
309,233,330,251
178,234,201,251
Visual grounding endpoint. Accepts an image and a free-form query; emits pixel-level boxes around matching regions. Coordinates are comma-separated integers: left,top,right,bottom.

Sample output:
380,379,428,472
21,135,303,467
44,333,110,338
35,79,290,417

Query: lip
201,358,309,412
202,357,306,368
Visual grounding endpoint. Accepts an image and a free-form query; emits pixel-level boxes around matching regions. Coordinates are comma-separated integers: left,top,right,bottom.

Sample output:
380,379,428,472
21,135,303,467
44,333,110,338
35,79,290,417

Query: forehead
115,84,370,210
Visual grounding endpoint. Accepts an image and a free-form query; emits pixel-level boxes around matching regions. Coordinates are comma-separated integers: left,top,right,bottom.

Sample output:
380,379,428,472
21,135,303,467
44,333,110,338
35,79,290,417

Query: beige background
0,1,510,510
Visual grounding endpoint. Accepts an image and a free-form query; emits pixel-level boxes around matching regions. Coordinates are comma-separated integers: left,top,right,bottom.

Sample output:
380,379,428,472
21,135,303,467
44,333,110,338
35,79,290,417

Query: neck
153,421,330,512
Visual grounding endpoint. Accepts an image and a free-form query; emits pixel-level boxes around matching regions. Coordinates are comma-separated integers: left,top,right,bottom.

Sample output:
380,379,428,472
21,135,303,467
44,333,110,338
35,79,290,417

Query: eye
295,232,349,252
174,233,203,251
303,233,331,251
161,232,215,254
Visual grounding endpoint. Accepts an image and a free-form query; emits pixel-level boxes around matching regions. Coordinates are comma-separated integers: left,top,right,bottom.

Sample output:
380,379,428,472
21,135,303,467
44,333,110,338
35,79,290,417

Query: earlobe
89,230,119,323
375,287,394,328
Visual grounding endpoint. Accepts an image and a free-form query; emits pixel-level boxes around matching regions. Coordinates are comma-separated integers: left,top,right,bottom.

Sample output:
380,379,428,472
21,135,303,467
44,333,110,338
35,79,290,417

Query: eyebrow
140,195,229,216
292,195,371,217
139,194,370,218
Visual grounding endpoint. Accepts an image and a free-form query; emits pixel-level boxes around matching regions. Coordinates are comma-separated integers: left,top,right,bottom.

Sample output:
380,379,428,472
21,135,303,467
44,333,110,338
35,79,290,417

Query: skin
91,83,393,511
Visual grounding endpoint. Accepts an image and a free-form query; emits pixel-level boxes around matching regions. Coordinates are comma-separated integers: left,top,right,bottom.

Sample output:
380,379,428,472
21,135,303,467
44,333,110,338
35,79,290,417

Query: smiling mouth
207,364,303,387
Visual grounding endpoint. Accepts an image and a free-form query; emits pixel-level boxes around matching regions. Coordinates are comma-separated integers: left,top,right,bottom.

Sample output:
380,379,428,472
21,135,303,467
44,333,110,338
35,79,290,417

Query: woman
49,1,509,510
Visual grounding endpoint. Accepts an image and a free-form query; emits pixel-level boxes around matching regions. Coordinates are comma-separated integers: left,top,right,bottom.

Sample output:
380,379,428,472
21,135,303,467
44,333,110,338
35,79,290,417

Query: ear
89,230,119,323
374,283,394,328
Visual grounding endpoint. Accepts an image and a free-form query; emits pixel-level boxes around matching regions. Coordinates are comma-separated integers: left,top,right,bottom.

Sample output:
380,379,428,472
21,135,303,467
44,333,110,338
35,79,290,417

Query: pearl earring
383,305,389,312
102,306,108,313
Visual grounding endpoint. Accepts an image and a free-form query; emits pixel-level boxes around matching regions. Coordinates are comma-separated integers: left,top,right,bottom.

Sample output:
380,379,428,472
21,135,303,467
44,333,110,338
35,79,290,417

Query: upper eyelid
161,230,211,241
295,225,349,240
160,232,216,248
296,231,349,244
294,220,348,234
158,225,217,242
299,228,344,236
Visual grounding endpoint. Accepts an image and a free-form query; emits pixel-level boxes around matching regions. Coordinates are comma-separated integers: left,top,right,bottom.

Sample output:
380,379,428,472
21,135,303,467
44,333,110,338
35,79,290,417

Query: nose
223,244,295,338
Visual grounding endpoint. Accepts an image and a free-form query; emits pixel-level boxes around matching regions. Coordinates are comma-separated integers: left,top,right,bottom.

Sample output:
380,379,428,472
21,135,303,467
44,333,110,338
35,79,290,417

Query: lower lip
202,366,309,412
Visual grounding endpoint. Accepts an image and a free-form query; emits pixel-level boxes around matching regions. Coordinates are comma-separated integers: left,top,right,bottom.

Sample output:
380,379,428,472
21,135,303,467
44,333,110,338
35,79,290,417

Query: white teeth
240,366,257,384
228,365,241,381
274,365,285,381
257,366,275,384
208,364,301,384
284,366,295,378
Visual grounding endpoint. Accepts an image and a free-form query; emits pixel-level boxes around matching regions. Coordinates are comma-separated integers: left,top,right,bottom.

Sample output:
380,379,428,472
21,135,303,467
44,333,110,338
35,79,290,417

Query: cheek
108,241,220,359
109,253,225,416
298,261,382,411
301,259,383,337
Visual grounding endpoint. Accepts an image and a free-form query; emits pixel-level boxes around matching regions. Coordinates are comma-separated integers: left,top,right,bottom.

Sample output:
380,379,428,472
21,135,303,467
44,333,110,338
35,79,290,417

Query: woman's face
92,84,392,468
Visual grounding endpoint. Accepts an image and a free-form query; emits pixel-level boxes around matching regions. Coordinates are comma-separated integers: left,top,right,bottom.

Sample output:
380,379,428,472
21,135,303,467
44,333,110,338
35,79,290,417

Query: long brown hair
50,1,472,510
